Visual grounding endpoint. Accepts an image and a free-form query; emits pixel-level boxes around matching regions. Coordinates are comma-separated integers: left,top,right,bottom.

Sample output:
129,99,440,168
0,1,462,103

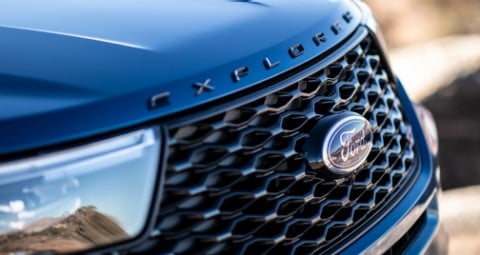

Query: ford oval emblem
304,112,373,176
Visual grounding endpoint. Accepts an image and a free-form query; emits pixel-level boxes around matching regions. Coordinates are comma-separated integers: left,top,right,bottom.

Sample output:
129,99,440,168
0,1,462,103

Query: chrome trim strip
363,189,437,255
405,206,440,255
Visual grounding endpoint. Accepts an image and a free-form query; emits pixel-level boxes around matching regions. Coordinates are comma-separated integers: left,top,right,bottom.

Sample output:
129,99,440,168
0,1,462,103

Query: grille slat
154,35,416,254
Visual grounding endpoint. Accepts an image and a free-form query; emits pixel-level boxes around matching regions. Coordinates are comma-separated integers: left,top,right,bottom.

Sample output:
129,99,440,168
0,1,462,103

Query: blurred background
364,0,480,254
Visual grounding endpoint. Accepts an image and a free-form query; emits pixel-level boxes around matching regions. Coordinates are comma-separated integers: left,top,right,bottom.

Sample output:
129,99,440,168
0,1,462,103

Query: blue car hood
0,0,362,155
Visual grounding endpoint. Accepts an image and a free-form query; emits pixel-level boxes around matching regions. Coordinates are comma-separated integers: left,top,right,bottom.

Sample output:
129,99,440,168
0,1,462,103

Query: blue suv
0,0,447,254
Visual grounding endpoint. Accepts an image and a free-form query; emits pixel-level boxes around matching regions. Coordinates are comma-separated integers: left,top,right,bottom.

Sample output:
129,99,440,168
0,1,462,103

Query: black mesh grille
154,35,416,254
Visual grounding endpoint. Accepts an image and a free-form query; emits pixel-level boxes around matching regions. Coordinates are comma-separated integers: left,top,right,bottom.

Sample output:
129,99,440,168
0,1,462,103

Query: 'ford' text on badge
304,112,373,176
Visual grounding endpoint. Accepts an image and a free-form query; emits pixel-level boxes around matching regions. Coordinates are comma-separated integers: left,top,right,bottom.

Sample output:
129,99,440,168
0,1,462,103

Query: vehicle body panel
0,0,361,155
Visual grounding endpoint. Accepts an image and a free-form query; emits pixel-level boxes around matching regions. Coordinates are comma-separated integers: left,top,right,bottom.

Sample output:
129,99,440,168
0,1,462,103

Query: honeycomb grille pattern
155,36,416,254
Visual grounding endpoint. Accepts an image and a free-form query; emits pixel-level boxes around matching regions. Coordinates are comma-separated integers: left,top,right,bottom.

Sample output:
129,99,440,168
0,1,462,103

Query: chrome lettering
263,57,280,70
232,66,249,82
193,79,214,95
313,32,327,46
339,128,368,163
342,11,353,23
288,44,305,58
225,11,356,87
149,91,170,109
331,21,344,35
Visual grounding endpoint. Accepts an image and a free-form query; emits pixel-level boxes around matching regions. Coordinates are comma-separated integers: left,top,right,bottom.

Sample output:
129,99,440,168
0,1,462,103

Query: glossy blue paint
0,1,446,254
0,0,361,155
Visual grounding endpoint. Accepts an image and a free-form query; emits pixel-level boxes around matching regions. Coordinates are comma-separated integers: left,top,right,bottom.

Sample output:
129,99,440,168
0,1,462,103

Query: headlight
0,128,160,254
415,104,439,156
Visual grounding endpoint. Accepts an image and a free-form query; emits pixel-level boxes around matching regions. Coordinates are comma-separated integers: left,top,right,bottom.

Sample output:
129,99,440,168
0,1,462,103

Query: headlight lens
415,104,439,156
0,128,160,253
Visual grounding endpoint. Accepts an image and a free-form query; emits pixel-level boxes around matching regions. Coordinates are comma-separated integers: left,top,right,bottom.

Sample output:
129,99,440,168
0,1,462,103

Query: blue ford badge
304,112,373,175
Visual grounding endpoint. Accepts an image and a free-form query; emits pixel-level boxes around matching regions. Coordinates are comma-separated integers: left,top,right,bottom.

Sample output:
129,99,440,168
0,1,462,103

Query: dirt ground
422,68,480,189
